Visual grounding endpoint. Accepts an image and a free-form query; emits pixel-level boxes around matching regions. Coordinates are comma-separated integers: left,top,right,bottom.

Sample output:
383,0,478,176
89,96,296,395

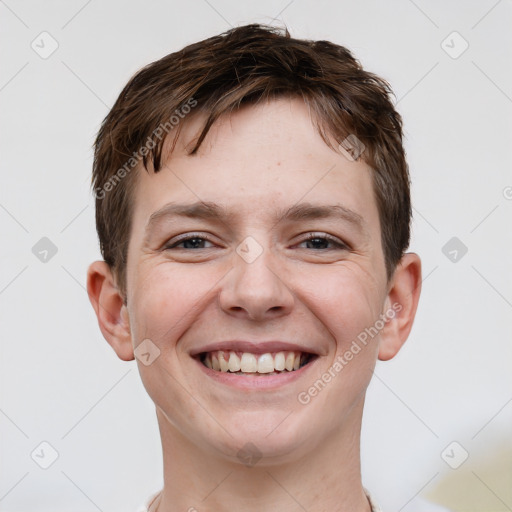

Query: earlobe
378,253,422,361
86,261,134,361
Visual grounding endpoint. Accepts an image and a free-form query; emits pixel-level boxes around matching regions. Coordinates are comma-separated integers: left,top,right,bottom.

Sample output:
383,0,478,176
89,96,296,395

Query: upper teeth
203,350,305,373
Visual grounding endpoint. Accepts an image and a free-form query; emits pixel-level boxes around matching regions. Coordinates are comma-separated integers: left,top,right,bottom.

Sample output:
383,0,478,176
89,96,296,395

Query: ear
378,252,422,361
86,260,134,361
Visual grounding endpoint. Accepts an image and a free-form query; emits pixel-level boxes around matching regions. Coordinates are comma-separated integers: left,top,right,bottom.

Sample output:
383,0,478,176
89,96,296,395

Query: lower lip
193,356,318,390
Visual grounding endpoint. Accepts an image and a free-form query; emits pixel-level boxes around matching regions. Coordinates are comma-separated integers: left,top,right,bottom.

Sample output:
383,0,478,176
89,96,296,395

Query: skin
87,97,422,512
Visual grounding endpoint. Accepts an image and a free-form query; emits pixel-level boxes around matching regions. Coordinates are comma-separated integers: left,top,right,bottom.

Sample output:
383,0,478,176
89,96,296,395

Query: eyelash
164,232,348,251
297,233,349,250
164,233,215,250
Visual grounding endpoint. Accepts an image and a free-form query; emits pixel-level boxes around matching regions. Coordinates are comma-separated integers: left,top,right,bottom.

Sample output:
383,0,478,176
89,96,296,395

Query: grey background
1,1,511,511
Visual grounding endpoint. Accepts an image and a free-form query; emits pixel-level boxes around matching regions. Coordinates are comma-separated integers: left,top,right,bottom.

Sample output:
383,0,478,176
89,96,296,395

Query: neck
153,400,371,512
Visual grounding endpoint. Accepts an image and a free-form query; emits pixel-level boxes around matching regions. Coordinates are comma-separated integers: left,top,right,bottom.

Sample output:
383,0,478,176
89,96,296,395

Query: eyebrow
144,200,367,239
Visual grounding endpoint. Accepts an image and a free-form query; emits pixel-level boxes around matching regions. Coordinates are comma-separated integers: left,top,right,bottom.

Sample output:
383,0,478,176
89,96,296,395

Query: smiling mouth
198,350,317,375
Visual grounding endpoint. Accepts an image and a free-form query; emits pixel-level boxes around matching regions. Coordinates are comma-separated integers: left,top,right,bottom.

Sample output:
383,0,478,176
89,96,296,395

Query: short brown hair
92,23,411,301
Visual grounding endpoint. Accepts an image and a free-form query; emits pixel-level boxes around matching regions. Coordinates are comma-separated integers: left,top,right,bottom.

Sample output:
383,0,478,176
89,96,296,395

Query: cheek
298,266,383,350
131,263,219,348
295,270,381,430
128,265,215,427
297,267,382,397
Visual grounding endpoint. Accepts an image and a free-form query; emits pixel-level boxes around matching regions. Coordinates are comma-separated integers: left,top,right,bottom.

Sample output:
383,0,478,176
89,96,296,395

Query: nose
218,242,294,321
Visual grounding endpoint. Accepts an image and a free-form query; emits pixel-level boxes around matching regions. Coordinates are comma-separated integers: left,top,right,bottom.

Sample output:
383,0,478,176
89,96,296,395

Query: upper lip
190,340,320,357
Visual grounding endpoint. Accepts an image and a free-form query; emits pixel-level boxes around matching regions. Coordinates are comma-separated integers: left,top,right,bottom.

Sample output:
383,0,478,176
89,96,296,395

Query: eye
164,233,216,250
295,233,348,250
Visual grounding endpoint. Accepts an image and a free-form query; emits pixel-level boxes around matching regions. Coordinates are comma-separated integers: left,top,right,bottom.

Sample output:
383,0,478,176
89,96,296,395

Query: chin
207,412,316,466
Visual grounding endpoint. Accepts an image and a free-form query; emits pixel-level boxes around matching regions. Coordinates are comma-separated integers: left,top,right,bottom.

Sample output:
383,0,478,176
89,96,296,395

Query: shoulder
135,490,162,512
365,488,453,512
366,489,382,511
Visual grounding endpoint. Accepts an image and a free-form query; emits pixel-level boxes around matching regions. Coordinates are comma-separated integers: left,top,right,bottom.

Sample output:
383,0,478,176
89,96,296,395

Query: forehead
131,97,381,238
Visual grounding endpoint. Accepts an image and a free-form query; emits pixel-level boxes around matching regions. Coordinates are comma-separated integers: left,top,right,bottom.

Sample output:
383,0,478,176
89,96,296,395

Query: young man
87,24,422,511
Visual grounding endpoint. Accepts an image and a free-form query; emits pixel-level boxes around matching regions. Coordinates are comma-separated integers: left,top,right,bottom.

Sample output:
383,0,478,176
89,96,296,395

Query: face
121,97,393,463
